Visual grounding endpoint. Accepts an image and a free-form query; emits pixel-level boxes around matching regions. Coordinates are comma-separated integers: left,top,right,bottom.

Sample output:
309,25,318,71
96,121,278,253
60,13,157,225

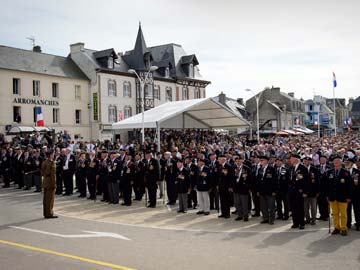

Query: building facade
0,45,91,140
304,95,335,129
245,86,306,133
70,24,210,141
349,96,360,129
325,98,349,129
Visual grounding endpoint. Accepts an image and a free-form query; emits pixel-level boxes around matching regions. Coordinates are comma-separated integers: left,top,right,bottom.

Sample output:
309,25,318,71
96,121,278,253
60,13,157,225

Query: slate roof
351,97,360,112
0,45,88,80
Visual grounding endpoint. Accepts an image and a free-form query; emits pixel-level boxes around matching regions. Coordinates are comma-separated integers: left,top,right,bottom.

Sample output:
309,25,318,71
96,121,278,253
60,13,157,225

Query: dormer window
189,63,194,78
165,67,170,78
108,56,114,69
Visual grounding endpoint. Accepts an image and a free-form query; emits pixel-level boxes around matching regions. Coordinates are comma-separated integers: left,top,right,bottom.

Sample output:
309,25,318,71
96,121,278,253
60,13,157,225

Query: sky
1,0,359,102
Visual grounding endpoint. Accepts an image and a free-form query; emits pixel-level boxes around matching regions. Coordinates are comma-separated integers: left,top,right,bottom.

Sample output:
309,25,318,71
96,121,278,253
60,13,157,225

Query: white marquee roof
112,98,250,130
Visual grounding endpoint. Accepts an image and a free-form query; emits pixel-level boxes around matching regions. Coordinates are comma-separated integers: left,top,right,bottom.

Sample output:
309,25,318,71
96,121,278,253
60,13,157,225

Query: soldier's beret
198,158,206,163
344,157,355,163
275,157,283,161
218,154,226,158
14,145,20,150
291,154,300,159
185,155,192,160
27,144,33,148
331,155,342,161
259,156,269,161
145,151,152,154
21,145,27,150
177,158,183,163
304,156,312,161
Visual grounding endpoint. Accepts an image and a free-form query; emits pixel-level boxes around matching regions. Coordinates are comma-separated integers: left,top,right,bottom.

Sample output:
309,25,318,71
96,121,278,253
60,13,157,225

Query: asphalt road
0,187,359,270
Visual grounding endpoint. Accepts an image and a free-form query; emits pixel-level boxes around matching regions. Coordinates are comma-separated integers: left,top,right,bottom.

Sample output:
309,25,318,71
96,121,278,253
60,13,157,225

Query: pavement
0,186,359,270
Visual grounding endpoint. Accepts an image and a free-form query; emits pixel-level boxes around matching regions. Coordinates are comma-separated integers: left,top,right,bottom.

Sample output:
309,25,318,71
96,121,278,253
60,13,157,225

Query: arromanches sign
13,97,59,106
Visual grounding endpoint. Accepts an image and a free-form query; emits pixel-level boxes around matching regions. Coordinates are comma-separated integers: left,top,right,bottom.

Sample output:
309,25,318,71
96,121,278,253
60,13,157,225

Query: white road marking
9,226,131,241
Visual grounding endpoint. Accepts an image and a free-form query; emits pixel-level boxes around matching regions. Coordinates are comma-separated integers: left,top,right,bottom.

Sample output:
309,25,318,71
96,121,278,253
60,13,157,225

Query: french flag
333,72,337,88
36,107,44,126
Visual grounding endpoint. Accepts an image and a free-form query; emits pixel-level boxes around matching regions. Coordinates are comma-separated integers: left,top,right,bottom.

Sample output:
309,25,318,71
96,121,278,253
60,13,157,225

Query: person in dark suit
13,146,25,189
1,148,11,188
98,150,110,202
163,152,178,205
316,155,331,221
108,152,120,204
217,154,234,218
303,156,320,225
350,157,360,231
255,156,278,225
327,156,352,236
23,150,34,190
185,156,198,209
231,156,252,221
208,153,219,211
61,147,76,196
143,151,160,208
55,149,64,195
32,149,43,192
86,151,98,200
289,154,308,230
251,156,262,217
344,157,358,229
195,159,211,215
275,157,290,220
76,152,88,198
175,158,190,213
120,154,135,206
133,153,145,201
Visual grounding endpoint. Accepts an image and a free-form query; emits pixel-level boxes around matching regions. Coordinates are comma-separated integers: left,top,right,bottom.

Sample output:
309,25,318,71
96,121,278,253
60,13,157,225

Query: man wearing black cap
255,156,278,224
275,157,290,220
143,151,159,208
350,157,360,231
98,150,110,202
289,154,308,230
232,156,252,221
133,153,145,201
120,154,135,206
163,152,177,205
327,156,352,236
108,151,120,204
185,155,198,209
195,159,211,215
175,158,190,213
208,153,219,211
303,156,320,225
345,157,359,230
217,155,234,218
316,155,331,221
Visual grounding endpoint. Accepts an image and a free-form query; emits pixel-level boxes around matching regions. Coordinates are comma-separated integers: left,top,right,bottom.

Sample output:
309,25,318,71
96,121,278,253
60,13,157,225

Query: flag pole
332,73,337,137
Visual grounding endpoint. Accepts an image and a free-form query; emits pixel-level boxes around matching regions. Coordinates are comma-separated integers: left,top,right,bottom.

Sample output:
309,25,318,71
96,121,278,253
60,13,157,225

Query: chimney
237,98,244,105
33,45,42,53
288,92,294,98
70,42,85,53
218,92,226,105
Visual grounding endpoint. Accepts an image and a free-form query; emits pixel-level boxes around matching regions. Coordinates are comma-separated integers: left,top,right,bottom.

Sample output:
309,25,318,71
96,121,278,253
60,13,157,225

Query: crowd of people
0,129,359,236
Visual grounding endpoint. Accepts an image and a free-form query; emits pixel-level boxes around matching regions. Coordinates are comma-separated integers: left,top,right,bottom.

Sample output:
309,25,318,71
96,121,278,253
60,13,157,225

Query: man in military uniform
289,154,308,230
1,148,11,188
217,154,234,218
351,157,360,231
98,150,110,202
23,150,34,190
108,151,120,204
275,157,290,220
41,152,57,219
195,158,211,215
55,149,64,195
13,146,25,189
255,156,278,224
208,153,219,211
61,147,76,196
327,156,352,236
344,157,358,229
143,151,159,208
120,154,135,206
133,153,145,201
251,155,261,217
303,156,320,225
316,155,330,221
232,156,252,221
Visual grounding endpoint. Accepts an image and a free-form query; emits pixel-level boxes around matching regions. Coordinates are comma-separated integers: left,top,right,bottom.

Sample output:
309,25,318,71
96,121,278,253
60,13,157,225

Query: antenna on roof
26,36,36,47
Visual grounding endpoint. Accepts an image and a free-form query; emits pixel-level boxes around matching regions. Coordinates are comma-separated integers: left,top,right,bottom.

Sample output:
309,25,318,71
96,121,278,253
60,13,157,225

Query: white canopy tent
112,97,250,145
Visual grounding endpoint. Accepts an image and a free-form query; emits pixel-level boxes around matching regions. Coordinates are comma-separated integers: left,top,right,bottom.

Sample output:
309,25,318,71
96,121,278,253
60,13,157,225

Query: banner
93,93,98,121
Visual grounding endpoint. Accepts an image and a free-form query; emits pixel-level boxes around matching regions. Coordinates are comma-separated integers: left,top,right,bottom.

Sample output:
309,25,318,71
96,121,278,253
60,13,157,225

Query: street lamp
245,89,263,142
128,66,158,145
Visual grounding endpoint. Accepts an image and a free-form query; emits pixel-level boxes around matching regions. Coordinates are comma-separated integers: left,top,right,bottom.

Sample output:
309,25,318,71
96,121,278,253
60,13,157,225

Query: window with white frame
108,80,116,96
165,87,172,101
124,106,132,119
189,63,194,78
108,106,117,123
53,108,59,124
75,85,81,100
165,67,170,78
194,87,201,99
33,80,40,96
182,86,189,100
52,83,59,98
154,85,160,100
144,84,153,98
13,78,20,95
123,81,131,97
108,56,114,69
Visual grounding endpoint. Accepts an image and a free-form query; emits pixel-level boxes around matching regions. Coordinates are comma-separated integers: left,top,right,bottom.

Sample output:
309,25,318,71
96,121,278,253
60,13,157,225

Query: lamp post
128,66,158,145
245,89,263,142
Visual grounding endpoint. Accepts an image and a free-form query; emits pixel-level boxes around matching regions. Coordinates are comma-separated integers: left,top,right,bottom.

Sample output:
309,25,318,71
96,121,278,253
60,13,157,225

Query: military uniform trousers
289,190,305,227
34,175,42,192
166,179,177,204
353,197,360,228
197,191,210,213
260,195,276,222
43,188,55,218
108,181,119,204
276,193,289,218
62,170,74,195
304,196,317,223
329,201,348,231
24,174,33,189
234,193,249,218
